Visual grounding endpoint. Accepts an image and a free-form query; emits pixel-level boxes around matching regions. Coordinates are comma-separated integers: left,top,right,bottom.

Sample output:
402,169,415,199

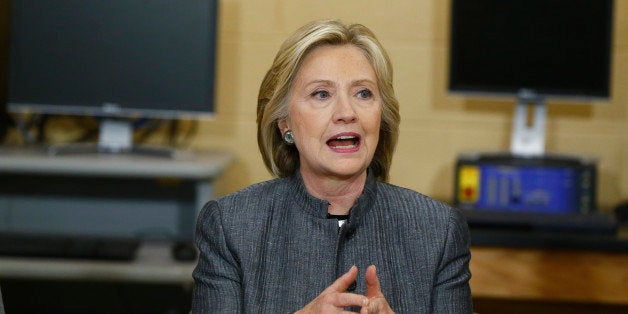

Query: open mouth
326,134,360,150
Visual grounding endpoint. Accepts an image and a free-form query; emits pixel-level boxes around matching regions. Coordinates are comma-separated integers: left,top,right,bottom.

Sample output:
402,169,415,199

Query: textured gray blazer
192,170,473,313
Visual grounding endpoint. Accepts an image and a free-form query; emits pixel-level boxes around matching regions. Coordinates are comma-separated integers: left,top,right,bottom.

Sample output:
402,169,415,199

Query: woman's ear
277,119,289,134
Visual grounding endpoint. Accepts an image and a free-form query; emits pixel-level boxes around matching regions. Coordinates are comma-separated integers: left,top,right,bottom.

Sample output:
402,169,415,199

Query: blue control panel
455,154,596,214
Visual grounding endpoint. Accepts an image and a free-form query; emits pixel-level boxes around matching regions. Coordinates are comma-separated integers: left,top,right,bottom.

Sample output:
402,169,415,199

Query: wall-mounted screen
449,0,613,99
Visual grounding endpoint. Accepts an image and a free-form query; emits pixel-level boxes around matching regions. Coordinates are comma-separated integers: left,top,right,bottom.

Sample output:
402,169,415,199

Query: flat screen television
448,0,613,99
448,0,614,156
6,0,218,154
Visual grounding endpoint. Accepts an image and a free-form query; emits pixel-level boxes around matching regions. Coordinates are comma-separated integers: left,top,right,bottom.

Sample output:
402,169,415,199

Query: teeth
327,135,359,149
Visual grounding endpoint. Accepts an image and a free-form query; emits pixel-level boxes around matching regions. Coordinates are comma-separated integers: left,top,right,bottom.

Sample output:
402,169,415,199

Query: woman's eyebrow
303,79,335,87
351,79,376,86
301,78,376,89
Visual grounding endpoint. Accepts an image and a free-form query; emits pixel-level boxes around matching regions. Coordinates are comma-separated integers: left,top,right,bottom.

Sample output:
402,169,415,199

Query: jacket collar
289,169,378,228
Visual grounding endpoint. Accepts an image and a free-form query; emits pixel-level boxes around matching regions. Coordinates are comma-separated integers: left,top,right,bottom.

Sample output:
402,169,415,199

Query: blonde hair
257,19,400,182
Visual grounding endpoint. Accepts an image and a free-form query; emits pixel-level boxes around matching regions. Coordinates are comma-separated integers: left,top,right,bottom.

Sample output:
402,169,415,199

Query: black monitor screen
8,0,218,118
448,0,613,99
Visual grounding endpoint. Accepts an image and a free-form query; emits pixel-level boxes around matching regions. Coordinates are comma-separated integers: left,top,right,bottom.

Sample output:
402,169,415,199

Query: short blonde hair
257,19,400,182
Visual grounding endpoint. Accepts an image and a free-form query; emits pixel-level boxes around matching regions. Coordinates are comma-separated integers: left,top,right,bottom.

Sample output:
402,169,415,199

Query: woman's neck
300,170,367,216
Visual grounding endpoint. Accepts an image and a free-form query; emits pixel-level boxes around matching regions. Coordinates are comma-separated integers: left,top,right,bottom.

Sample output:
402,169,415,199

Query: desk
470,246,628,305
0,242,196,312
5,244,626,300
0,147,231,312
0,241,195,285
0,146,233,240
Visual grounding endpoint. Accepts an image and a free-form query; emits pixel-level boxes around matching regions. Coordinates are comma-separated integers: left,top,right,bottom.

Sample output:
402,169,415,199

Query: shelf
0,241,195,285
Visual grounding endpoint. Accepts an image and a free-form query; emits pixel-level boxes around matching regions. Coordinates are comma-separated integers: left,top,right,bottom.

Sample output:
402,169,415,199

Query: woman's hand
360,265,394,314
296,265,394,314
295,265,369,313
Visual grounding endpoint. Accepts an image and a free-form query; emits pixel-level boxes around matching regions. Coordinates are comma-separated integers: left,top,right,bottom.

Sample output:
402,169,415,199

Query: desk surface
2,243,627,304
0,241,195,285
0,146,233,179
470,246,628,305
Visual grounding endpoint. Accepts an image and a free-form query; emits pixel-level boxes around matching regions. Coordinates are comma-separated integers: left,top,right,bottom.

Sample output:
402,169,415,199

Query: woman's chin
323,163,369,180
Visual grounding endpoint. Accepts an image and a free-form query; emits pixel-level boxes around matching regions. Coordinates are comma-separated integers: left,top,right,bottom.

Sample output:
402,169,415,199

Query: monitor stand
47,118,177,158
510,89,546,157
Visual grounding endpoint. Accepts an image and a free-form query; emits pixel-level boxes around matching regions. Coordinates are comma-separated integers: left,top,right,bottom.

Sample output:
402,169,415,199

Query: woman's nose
332,95,357,123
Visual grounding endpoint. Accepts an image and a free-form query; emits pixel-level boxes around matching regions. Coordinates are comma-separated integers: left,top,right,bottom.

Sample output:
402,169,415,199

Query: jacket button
346,229,356,239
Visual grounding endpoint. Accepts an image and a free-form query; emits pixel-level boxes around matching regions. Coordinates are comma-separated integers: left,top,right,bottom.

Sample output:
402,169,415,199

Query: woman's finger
365,265,382,298
325,265,359,293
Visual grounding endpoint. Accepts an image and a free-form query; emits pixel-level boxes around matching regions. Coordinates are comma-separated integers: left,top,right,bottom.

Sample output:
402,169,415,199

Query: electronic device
454,153,618,234
449,0,613,99
448,0,614,157
6,0,219,153
0,232,140,261
455,153,596,214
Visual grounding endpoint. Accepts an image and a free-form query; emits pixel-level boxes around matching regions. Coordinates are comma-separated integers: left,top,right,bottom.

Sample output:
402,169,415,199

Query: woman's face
279,44,382,181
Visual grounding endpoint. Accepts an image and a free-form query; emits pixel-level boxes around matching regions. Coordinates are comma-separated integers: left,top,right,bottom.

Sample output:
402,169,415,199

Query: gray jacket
192,170,472,313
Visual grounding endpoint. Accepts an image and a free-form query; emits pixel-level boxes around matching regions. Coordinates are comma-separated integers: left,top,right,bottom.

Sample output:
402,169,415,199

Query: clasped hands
295,265,395,314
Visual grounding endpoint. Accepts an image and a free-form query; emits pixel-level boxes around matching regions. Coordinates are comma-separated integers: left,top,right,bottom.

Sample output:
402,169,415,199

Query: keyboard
0,233,140,261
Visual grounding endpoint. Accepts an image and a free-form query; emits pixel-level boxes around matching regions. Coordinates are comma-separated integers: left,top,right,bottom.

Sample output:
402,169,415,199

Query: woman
192,19,472,313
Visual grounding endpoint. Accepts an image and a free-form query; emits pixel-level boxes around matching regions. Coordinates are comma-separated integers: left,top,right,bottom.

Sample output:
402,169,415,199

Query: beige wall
196,0,628,211
2,1,627,210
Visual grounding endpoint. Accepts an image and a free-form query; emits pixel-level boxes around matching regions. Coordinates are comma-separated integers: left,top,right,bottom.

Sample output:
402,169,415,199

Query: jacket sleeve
192,200,242,313
431,208,473,313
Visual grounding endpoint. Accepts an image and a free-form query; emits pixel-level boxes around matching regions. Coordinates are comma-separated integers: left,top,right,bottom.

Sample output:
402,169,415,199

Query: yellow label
458,165,480,203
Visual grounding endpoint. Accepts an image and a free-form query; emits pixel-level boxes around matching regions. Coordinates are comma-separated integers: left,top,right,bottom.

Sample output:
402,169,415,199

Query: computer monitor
6,0,219,154
448,0,614,156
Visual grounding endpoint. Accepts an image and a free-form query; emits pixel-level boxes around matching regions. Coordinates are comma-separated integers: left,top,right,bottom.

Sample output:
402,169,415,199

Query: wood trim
470,246,628,304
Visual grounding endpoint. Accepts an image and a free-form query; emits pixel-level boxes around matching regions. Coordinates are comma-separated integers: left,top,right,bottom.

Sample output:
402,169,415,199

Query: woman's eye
312,90,330,99
357,89,373,99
